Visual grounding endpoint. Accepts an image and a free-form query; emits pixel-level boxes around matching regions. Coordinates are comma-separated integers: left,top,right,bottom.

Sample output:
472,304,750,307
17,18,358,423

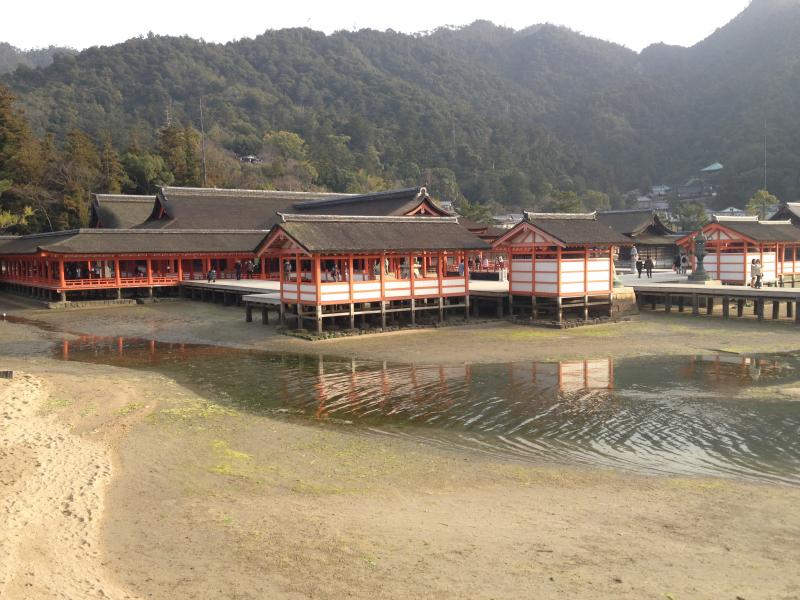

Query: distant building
597,209,680,269
492,213,524,229
769,202,800,226
713,206,746,218
651,185,671,197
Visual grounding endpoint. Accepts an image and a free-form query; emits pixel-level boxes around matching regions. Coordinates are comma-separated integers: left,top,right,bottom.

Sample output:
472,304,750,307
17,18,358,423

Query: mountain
0,43,77,75
3,0,800,214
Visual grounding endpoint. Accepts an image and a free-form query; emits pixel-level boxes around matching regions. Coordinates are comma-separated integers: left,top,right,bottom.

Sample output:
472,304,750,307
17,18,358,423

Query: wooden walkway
633,283,800,324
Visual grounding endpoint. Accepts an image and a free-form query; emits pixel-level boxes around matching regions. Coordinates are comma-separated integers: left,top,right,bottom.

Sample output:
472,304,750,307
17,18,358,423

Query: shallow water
50,335,800,485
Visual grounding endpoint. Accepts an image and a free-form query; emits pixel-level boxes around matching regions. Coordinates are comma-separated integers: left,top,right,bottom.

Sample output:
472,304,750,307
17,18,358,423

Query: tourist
468,257,474,271
673,254,681,272
482,256,489,270
234,261,242,280
680,254,689,275
246,261,254,279
458,261,465,277
630,245,639,274
284,259,292,280
207,267,216,283
749,259,757,287
753,259,763,289
644,256,654,279
636,257,644,279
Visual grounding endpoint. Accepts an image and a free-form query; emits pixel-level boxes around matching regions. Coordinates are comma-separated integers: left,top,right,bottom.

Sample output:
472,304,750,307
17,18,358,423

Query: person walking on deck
753,259,763,289
630,245,639,274
234,261,242,280
680,254,689,275
207,268,216,283
636,258,644,279
644,256,654,279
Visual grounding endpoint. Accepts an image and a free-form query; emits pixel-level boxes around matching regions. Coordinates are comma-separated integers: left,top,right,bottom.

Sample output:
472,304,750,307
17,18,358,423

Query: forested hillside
2,0,800,233
0,43,76,74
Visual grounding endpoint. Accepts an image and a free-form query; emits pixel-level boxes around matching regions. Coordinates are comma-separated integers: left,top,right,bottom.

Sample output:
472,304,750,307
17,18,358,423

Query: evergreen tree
99,133,128,193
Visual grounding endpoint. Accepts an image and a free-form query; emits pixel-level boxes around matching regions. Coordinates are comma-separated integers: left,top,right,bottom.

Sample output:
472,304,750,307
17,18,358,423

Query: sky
5,0,752,52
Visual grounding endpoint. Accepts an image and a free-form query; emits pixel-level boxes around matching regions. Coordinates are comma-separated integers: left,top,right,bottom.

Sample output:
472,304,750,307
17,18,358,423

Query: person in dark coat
644,256,654,279
636,258,644,278
234,261,242,281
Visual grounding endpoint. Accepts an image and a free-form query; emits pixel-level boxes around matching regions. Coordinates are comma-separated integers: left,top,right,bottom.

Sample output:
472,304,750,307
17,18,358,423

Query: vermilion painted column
146,257,153,285
114,258,121,286
58,259,66,288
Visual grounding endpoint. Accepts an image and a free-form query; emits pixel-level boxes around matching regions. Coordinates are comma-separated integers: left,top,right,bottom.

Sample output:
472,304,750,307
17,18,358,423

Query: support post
556,297,563,322
678,296,685,313
691,294,699,316
706,297,714,315
772,300,780,320
665,294,672,314
757,299,764,321
737,298,745,317
317,305,323,335
787,301,793,319
722,297,730,319
261,306,269,325
245,305,253,322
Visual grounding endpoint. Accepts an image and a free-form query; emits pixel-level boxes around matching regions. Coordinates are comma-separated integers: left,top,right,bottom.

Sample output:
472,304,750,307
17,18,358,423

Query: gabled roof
0,229,267,256
709,217,800,243
597,209,676,237
262,215,489,254
492,212,630,247
139,187,350,230
136,186,445,230
293,187,450,217
90,194,156,229
770,203,800,224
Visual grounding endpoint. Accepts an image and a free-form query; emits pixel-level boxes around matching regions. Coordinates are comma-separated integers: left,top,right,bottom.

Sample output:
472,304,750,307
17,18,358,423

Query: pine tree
99,133,127,193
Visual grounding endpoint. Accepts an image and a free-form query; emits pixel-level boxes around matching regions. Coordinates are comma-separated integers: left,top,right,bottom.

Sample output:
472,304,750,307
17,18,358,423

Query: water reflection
56,336,800,485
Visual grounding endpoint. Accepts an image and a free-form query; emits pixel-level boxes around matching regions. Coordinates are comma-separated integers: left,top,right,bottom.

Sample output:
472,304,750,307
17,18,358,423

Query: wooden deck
632,282,800,323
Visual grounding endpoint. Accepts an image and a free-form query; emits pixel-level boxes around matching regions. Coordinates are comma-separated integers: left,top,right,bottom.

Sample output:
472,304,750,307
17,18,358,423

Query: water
51,335,800,486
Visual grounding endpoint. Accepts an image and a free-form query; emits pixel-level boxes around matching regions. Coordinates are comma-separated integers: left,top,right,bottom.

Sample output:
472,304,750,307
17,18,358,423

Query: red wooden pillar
437,251,443,296
348,255,355,303
146,257,153,285
177,257,183,281
314,254,322,303
463,250,469,291
114,258,121,286
58,259,66,288
260,256,266,279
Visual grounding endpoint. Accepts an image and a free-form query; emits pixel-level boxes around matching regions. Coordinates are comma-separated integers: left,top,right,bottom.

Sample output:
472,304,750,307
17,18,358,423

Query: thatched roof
0,229,267,256
267,215,489,253
90,194,156,229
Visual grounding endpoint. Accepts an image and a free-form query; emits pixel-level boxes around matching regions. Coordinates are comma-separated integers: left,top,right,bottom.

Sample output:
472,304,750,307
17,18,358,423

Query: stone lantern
688,231,711,282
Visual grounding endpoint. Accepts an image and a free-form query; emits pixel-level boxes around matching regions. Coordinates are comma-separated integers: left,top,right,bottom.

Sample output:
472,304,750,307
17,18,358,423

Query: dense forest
2,0,800,233
0,43,76,75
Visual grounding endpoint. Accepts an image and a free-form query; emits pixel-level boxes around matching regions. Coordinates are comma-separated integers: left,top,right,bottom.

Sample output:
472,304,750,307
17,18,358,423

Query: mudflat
1,299,799,599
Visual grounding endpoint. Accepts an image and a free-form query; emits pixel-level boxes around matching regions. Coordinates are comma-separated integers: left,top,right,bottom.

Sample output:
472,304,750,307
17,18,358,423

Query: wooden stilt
245,305,253,322
772,300,780,320
737,298,745,317
722,297,730,319
691,294,699,316
261,306,269,325
706,297,714,315
665,294,672,313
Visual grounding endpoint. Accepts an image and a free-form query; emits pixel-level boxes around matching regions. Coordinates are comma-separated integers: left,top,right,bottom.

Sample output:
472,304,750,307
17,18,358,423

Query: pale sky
6,0,751,52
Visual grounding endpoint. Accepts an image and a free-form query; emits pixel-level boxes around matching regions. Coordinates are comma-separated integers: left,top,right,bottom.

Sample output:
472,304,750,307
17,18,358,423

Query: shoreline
4,298,800,366
2,300,800,598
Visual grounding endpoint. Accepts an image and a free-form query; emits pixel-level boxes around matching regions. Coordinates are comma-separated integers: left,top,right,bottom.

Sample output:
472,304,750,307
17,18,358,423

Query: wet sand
7,298,800,364
1,299,800,598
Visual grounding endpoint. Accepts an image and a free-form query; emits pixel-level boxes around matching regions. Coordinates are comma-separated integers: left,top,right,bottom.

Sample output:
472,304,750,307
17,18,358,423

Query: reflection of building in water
306,357,615,421
683,355,784,385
